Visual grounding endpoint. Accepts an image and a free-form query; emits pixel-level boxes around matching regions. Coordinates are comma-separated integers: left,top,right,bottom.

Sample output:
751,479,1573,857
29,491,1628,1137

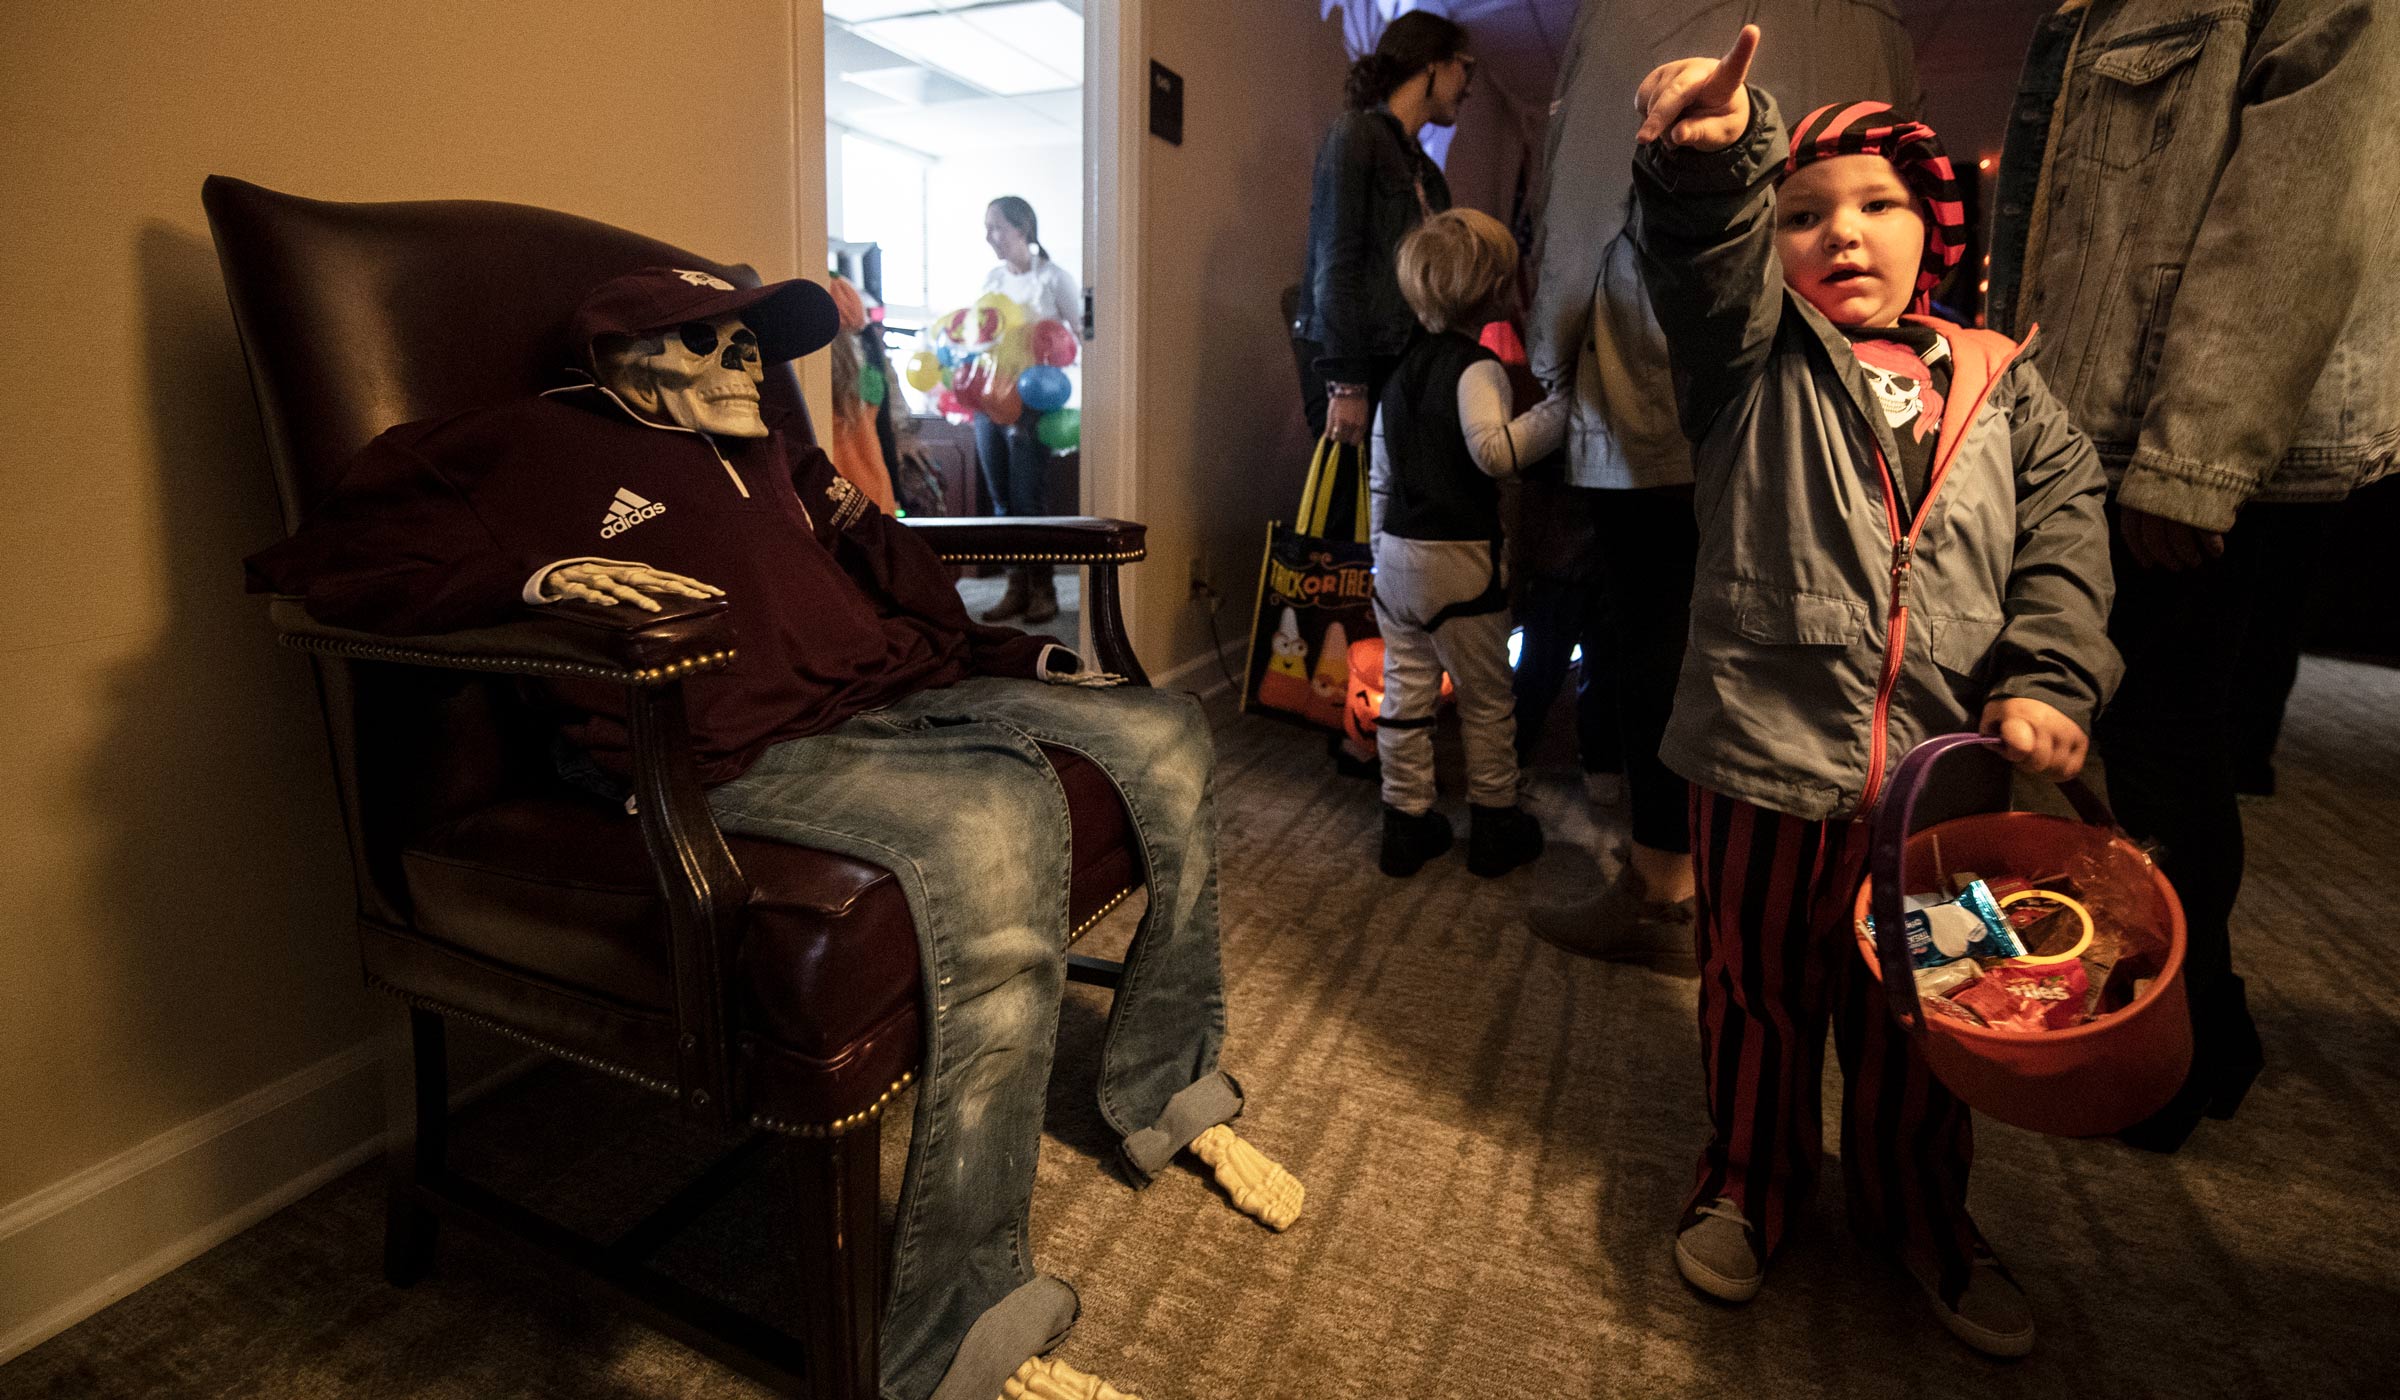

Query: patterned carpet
6,657,2396,1399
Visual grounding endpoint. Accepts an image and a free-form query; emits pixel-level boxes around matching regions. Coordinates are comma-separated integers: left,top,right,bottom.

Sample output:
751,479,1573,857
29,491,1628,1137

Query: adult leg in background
1595,485,1698,882
971,413,1031,622
2099,500,2340,1147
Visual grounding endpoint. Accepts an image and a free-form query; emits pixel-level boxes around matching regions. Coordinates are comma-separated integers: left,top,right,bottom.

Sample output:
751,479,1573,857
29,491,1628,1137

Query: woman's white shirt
981,258,1080,324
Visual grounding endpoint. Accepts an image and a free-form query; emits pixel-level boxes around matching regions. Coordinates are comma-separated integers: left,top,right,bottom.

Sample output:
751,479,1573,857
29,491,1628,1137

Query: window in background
838,130,931,313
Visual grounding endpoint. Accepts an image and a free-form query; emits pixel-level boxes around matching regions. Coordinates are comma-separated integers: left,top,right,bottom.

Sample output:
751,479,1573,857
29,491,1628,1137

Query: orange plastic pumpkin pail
1852,734,2191,1138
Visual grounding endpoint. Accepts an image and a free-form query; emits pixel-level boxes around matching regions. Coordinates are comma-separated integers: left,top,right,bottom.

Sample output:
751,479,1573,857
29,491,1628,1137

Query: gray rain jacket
1633,92,2123,820
1527,0,1918,490
1988,0,2400,530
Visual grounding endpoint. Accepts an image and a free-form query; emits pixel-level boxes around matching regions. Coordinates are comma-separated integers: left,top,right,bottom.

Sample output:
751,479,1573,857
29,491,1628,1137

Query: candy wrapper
1913,960,1982,1000
1953,961,2090,1033
1922,993,1989,1028
1867,881,2027,970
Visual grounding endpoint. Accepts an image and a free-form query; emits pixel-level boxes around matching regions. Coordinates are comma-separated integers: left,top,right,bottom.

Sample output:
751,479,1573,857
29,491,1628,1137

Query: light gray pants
1372,537,1519,813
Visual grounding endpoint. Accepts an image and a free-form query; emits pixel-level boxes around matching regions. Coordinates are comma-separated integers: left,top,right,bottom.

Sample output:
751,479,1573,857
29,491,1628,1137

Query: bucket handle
1867,732,2119,1034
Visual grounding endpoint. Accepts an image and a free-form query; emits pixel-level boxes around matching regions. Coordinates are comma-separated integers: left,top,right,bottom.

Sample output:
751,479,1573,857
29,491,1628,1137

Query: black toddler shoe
1379,805,1454,877
1467,804,1545,879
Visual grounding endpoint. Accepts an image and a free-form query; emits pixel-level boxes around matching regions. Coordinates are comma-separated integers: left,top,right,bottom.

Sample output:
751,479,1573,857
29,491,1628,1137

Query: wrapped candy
1954,961,2090,1033
1865,880,2027,970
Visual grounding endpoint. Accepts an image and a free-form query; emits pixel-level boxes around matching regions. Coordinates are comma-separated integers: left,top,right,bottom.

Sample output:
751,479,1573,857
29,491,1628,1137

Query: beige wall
0,0,810,1207
1135,0,1352,671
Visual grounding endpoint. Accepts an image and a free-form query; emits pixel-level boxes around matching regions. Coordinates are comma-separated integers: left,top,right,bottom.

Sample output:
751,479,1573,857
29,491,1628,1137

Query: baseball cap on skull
569,267,841,369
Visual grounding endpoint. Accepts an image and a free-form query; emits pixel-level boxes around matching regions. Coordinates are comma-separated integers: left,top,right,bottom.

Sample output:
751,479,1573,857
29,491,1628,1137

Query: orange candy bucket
1853,734,2192,1137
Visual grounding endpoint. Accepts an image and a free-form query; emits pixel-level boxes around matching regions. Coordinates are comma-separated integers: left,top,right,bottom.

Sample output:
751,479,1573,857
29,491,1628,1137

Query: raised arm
1627,27,1790,446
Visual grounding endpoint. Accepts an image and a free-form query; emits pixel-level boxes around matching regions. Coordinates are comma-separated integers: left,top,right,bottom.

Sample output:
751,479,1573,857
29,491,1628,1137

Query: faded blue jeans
707,676,1241,1400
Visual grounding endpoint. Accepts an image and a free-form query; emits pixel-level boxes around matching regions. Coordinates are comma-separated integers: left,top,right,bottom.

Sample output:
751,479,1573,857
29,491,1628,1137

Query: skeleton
534,298,1291,1400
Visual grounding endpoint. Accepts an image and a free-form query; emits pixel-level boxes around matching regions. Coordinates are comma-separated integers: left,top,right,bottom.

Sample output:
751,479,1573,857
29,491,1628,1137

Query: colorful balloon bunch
903,294,1082,449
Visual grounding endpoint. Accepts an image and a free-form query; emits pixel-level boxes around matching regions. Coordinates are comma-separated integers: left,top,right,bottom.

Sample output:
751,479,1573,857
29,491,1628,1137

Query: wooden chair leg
789,1125,882,1400
382,1005,447,1287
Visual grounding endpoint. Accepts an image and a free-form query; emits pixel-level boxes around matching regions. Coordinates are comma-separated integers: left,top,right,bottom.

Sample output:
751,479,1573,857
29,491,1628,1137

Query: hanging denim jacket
1987,0,2400,530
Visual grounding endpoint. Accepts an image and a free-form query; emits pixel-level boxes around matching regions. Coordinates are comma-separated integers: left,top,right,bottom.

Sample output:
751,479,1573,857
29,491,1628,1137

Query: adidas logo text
600,486,666,539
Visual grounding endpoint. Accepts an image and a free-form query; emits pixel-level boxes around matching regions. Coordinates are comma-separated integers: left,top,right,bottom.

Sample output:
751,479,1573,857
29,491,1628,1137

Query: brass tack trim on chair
932,549,1146,566
367,977,683,1096
1069,886,1134,943
750,1071,918,1139
287,637,736,688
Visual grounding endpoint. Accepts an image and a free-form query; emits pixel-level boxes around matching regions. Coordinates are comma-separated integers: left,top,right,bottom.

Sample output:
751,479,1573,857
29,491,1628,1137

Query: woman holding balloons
969,195,1080,623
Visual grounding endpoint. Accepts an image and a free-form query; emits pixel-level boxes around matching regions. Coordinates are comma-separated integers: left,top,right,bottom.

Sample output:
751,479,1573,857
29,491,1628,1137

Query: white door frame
797,2,1146,657
1082,0,1146,656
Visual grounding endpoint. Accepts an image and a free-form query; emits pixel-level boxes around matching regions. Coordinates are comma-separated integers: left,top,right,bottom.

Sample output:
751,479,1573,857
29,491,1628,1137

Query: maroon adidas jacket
245,385,1049,784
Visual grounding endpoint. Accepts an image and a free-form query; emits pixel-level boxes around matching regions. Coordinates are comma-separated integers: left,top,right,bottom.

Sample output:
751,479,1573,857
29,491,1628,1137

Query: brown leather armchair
202,175,1149,1400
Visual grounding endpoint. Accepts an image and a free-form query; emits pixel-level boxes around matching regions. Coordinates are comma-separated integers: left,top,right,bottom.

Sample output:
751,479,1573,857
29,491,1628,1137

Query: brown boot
1022,567,1059,625
981,567,1030,622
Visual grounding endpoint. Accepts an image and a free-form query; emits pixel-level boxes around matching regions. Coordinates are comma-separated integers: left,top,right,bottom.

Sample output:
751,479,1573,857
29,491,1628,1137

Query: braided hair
1343,11,1467,111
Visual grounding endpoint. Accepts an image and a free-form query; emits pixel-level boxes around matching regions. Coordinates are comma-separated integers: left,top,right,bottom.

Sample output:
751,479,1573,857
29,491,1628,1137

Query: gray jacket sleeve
2116,0,2397,530
1627,88,1792,448
1987,361,2123,733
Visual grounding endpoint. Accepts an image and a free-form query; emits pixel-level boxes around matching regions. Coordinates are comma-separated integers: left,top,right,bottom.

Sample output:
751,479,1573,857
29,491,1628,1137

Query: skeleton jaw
661,380,766,438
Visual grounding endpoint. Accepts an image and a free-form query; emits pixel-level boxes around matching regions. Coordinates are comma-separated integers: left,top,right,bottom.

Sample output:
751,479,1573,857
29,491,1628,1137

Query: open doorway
823,1,1089,646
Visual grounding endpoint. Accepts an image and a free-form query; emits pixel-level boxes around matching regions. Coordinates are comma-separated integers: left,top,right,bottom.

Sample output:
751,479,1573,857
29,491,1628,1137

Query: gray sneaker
1525,866,1698,974
1674,1197,1763,1303
1913,1249,2036,1358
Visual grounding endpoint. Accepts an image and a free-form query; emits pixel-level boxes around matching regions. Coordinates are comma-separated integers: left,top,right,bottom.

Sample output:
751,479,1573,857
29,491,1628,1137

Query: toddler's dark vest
1380,330,1503,543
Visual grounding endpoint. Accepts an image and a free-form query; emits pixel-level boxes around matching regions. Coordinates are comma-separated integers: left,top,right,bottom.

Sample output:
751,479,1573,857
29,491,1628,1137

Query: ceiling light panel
824,0,946,21
854,2,1081,96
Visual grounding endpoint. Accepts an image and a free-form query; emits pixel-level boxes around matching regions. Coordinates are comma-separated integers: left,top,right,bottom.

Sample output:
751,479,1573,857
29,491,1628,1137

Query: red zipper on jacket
1858,448,1912,812
1852,329,2030,814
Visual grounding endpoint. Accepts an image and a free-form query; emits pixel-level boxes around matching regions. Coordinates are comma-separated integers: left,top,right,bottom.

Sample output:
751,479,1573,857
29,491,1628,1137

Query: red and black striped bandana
1780,101,1966,314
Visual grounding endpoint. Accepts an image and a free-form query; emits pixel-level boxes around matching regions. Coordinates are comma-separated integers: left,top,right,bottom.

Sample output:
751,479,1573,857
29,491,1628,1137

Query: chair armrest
269,593,749,1129
906,518,1152,686
905,516,1146,566
266,594,737,685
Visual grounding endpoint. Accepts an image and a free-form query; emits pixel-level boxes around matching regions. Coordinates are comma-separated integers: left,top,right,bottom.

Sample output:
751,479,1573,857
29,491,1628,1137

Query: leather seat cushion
399,743,1138,1058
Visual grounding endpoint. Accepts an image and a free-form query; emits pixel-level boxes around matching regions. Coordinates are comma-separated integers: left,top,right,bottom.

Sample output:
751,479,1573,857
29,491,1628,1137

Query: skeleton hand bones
538,561,724,611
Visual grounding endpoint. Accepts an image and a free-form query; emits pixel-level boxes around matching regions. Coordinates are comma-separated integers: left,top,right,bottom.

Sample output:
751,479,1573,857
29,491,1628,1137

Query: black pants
1512,572,1624,773
973,411,1052,516
1592,485,1699,854
2095,499,2340,1124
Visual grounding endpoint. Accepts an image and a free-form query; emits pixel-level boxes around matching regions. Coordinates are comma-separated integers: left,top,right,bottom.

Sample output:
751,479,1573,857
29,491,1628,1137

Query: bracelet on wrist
1327,382,1367,400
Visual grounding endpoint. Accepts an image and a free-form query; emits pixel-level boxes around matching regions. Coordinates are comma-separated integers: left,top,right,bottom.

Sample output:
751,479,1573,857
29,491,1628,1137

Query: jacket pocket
2081,22,2210,172
1927,613,2006,681
2125,262,2185,416
1730,581,1868,647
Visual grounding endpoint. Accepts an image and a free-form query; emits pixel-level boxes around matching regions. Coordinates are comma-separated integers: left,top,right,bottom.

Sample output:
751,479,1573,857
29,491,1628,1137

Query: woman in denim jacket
1988,0,2398,1150
1290,11,1473,461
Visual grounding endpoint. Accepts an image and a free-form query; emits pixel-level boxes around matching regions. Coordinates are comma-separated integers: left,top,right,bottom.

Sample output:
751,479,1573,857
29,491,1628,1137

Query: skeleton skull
1860,361,1917,428
600,312,767,438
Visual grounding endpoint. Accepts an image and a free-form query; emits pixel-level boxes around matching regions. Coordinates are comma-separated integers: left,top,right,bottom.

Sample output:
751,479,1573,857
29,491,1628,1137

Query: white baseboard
0,1040,540,1366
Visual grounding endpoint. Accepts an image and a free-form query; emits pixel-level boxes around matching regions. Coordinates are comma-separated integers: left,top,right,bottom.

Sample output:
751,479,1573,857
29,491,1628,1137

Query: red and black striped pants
1684,785,1980,1290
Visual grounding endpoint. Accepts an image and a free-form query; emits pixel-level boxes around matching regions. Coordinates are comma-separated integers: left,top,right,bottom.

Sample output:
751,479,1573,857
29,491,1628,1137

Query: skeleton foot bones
1187,1124,1304,1231
1001,1356,1142,1400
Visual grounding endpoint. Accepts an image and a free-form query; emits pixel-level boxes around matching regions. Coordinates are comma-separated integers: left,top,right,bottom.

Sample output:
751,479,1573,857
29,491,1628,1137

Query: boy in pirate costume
1629,29,2120,1355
